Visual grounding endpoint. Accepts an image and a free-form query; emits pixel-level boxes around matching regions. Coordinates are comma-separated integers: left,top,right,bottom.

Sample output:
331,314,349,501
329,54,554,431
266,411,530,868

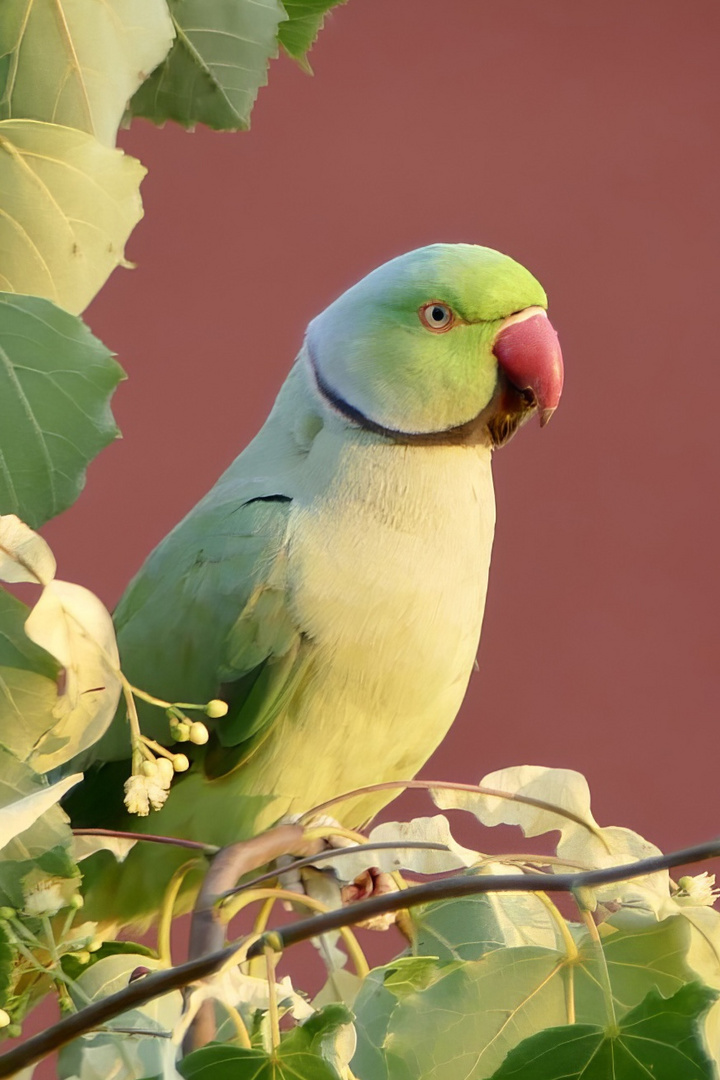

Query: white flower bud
141,759,158,778
189,721,209,745
0,1009,9,1028
206,699,228,718
172,754,190,773
156,757,175,788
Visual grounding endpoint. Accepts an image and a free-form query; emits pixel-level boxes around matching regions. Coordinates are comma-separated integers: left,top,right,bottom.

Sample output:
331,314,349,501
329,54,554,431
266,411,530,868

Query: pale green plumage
76,243,550,928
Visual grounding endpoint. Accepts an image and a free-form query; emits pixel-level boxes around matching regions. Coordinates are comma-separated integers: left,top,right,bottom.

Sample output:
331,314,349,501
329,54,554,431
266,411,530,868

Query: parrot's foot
277,814,399,930
340,866,398,931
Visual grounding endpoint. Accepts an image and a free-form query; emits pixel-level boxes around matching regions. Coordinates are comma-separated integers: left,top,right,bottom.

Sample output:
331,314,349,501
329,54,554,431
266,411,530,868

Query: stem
221,886,369,980
220,840,451,898
579,907,616,1028
139,735,177,761
158,860,203,966
220,1001,252,1049
533,892,577,1026
264,947,280,1052
249,897,277,978
73,827,219,854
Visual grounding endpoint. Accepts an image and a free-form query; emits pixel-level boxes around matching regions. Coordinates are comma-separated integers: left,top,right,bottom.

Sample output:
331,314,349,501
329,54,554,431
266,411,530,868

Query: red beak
492,310,564,426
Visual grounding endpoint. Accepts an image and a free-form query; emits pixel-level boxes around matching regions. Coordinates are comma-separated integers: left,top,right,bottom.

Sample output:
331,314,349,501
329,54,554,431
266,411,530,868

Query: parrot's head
305,243,563,447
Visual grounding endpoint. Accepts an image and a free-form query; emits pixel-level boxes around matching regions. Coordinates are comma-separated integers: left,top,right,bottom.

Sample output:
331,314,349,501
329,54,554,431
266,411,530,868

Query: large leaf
278,0,347,72
129,0,288,131
0,0,175,146
574,914,697,1023
0,121,145,314
0,296,125,527
489,983,718,1080
353,949,569,1080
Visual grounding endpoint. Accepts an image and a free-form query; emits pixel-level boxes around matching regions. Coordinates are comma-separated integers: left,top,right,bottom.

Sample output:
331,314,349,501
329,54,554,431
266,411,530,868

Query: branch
183,824,311,1053
1,836,718,1078
73,827,219,854
247,836,720,958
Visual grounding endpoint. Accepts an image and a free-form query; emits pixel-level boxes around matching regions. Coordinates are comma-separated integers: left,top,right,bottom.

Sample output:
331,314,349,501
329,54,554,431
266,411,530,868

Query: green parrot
73,243,563,929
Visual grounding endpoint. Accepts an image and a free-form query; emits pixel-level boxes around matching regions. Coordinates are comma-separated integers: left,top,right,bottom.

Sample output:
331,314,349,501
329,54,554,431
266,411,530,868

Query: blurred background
42,0,720,886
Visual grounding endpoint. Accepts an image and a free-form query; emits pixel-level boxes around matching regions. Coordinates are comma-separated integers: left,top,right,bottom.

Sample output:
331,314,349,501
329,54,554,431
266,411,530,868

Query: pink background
23,0,720,1062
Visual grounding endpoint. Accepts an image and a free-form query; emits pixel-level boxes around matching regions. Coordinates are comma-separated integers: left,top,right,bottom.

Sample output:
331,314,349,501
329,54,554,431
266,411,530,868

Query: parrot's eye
419,302,454,332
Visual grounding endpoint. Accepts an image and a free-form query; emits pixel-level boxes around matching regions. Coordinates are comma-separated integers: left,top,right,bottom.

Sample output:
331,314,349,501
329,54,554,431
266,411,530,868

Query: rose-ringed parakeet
74,243,563,928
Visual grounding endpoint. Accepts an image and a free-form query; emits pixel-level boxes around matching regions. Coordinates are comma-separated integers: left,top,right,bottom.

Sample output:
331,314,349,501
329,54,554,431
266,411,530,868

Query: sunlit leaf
130,0,288,131
0,296,125,527
278,0,347,72
0,121,145,314
0,769,80,853
0,0,175,146
574,915,697,1023
23,580,122,771
489,983,717,1079
0,515,55,584
353,948,569,1080
0,748,76,908
323,815,478,881
433,766,670,913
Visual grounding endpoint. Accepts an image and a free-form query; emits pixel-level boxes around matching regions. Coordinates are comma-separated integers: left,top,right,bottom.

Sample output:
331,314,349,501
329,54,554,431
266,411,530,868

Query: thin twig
72,827,219,854
219,840,454,898
2,835,719,1078
247,836,720,959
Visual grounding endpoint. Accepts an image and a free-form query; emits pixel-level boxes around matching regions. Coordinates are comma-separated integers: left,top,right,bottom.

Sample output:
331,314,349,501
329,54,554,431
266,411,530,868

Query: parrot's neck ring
306,346,527,449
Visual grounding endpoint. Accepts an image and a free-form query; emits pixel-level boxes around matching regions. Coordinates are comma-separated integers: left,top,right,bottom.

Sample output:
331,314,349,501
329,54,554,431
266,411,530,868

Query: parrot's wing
114,491,310,776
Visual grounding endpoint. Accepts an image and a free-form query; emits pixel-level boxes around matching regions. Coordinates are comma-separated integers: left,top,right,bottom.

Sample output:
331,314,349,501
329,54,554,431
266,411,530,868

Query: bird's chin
483,380,538,449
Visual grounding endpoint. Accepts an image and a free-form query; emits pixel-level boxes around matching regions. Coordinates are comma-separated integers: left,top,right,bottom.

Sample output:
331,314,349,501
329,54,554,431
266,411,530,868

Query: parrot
72,242,564,929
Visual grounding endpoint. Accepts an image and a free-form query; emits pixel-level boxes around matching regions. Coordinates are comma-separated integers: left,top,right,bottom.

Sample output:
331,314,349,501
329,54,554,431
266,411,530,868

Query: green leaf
574,914,697,1024
278,0,347,72
0,295,125,527
130,0,288,131
489,983,718,1079
0,0,175,146
180,1008,352,1078
0,121,145,315
410,888,559,962
353,949,569,1080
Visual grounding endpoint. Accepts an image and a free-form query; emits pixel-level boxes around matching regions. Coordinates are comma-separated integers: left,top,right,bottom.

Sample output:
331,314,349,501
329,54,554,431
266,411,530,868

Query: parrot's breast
246,430,496,827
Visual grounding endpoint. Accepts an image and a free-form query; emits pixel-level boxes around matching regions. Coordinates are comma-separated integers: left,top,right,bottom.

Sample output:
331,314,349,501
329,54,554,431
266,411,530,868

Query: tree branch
183,824,311,1053
1,835,718,1078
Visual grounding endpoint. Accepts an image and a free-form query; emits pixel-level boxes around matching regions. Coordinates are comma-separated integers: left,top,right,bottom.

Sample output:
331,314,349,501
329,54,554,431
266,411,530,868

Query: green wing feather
96,490,308,767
